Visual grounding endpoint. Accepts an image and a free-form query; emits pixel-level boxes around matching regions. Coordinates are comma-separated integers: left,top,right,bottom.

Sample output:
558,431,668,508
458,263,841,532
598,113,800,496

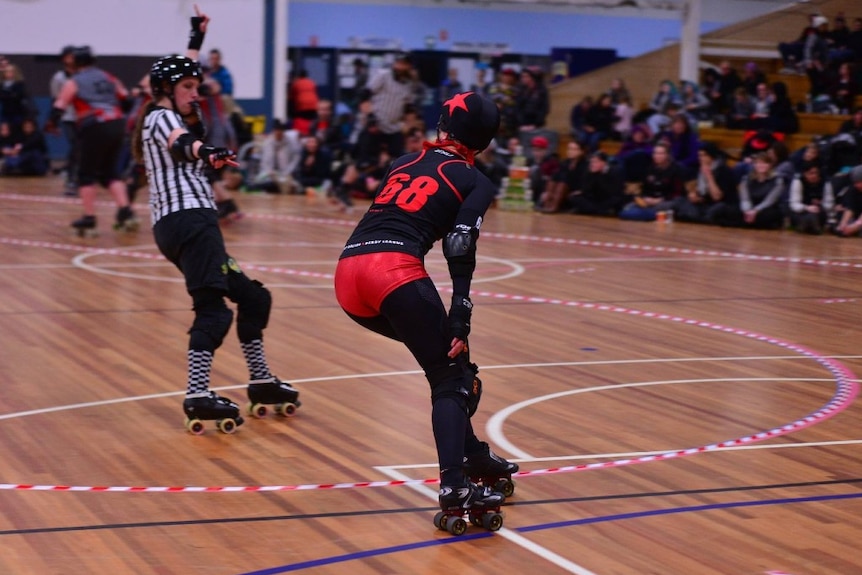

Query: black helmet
437,91,500,151
72,45,94,67
150,55,203,99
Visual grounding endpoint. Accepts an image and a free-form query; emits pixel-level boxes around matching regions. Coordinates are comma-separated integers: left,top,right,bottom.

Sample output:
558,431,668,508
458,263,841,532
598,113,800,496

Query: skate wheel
186,418,205,435
445,516,467,536
278,402,297,417
495,479,515,499
217,418,237,434
470,514,483,527
433,512,447,531
248,403,268,418
482,512,503,532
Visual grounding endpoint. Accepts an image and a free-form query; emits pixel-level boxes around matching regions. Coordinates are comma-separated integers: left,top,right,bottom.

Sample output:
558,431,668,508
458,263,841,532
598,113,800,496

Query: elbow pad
169,132,199,163
443,224,478,278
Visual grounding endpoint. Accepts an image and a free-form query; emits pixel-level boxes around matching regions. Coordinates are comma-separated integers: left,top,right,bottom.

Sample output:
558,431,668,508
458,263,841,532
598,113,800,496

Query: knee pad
428,362,482,417
189,289,233,352
226,268,272,342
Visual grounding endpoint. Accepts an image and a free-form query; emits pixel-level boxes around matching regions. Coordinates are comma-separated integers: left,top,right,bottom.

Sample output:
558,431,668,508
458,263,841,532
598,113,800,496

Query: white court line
374,465,599,575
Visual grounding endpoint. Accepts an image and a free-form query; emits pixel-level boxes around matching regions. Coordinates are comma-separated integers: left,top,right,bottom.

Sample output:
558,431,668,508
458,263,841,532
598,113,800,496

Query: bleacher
548,0,861,160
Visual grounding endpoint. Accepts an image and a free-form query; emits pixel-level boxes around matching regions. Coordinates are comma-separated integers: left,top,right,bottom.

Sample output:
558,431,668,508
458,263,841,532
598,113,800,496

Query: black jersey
341,144,497,260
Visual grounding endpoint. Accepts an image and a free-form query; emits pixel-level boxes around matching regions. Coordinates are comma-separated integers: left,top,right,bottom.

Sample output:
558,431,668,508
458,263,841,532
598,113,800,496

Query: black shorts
77,118,125,187
153,208,230,294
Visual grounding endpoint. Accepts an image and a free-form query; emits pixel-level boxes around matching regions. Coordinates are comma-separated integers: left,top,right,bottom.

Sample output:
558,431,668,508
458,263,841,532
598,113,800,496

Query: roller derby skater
47,45,134,239
247,377,301,418
335,91,511,534
133,6,297,434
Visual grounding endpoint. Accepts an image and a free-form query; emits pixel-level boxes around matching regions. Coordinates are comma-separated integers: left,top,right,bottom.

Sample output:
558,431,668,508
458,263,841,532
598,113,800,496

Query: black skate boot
113,205,139,232
464,442,519,498
217,199,242,223
246,376,301,418
434,482,505,535
71,215,97,238
182,391,245,435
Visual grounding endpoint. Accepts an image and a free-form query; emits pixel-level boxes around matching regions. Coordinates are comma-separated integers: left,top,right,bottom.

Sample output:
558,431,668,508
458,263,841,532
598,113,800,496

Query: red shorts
334,252,429,317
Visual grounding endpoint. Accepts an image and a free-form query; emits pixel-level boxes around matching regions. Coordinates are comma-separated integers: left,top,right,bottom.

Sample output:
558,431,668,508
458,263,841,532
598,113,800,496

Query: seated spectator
767,81,799,134
828,62,858,114
805,16,831,97
847,18,862,63
614,94,635,140
833,165,862,237
679,80,711,123
526,135,560,207
616,123,654,181
516,67,550,131
674,141,737,224
475,138,509,194
569,95,593,145
791,140,827,174
569,151,624,216
0,118,48,176
727,87,755,130
827,15,854,64
711,151,786,229
656,114,701,177
748,83,773,130
606,78,632,106
253,118,302,194
0,61,33,134
539,139,588,213
741,62,767,96
707,60,742,117
619,142,686,221
333,113,386,208
582,93,617,150
788,161,835,234
645,80,681,135
311,99,350,162
839,107,862,141
778,13,817,73
293,135,333,197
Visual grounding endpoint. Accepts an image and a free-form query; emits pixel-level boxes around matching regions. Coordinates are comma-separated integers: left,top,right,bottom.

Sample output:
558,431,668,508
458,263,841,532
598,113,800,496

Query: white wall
0,0,265,99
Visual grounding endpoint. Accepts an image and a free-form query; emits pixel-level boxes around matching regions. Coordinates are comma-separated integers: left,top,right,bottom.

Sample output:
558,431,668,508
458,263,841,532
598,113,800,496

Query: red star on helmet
444,92,473,114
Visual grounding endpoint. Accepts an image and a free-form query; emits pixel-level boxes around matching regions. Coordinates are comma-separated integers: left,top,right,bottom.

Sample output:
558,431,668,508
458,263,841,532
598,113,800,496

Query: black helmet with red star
437,91,500,151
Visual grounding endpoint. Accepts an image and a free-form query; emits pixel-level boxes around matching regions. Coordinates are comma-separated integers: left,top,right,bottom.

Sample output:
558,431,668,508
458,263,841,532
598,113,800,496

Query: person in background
50,45,80,195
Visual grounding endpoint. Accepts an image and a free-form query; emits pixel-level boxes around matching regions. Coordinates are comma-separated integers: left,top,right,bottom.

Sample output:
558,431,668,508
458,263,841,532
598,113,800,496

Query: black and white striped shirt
143,108,216,225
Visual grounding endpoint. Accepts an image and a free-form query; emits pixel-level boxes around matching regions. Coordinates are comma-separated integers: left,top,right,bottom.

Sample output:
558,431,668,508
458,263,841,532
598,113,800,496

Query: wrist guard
169,132,199,163
448,295,473,341
199,145,236,167
188,16,205,50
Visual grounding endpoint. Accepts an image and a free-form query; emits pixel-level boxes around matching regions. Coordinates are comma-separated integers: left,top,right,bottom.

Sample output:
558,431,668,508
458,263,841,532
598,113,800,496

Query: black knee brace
226,268,272,342
428,361,482,417
189,288,233,352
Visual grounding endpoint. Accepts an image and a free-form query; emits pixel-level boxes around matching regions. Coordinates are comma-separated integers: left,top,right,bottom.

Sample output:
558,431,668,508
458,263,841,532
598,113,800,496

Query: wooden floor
2,175,862,575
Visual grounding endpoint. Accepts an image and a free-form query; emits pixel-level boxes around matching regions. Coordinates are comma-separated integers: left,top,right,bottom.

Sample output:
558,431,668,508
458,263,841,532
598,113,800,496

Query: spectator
828,15,852,63
333,112,385,209
656,114,701,177
834,165,862,236
487,67,520,143
768,81,799,134
569,150,624,216
727,86,755,130
741,61,767,96
674,141,737,224
294,134,333,197
50,46,79,194
539,139,587,213
568,95,593,145
847,18,862,63
440,67,464,102
614,94,635,140
828,62,858,114
474,138,508,193
679,80,711,123
707,60,741,116
310,99,349,160
348,57,369,109
0,61,33,134
254,118,301,194
525,135,559,207
289,68,320,136
0,117,48,176
712,151,785,229
368,52,417,157
582,93,617,150
804,15,831,97
470,64,491,96
748,83,773,130
839,107,862,140
606,78,632,106
617,123,654,183
619,141,686,221
516,67,549,131
788,161,834,234
645,79,680,134
206,48,233,96
778,13,817,73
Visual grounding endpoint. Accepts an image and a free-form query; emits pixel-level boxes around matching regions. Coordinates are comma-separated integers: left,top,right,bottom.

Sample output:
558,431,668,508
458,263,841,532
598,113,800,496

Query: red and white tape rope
0,302,854,494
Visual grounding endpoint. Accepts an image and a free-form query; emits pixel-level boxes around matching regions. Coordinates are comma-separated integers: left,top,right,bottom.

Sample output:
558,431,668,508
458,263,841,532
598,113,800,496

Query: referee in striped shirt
131,5,299,430
368,52,419,157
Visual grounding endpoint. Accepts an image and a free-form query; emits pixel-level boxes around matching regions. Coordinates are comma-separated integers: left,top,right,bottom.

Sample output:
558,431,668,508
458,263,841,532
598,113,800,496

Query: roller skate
464,442,519,498
113,205,139,232
434,482,505,536
246,376,301,418
71,215,98,238
217,199,244,225
183,391,245,435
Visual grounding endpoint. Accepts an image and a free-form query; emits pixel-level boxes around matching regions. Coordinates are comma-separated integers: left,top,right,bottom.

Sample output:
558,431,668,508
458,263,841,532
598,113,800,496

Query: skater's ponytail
132,102,160,165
